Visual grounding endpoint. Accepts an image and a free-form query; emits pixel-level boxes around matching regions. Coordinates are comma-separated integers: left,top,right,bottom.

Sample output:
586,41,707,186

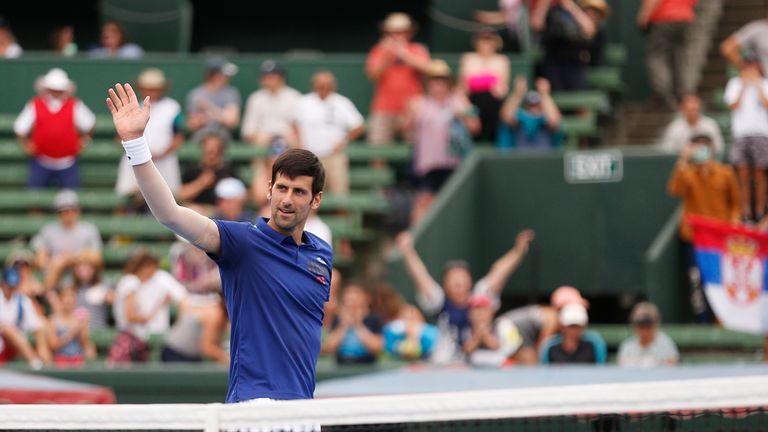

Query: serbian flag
690,215,768,334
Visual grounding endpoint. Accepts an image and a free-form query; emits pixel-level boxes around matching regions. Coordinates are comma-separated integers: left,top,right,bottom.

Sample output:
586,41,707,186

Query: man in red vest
14,68,95,189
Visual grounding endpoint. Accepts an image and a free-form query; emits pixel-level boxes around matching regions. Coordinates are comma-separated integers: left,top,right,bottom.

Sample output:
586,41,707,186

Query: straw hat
381,13,413,33
137,68,167,89
580,0,610,18
426,59,452,79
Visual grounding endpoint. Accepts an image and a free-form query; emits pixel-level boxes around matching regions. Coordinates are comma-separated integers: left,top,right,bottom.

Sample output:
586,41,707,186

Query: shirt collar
256,217,316,248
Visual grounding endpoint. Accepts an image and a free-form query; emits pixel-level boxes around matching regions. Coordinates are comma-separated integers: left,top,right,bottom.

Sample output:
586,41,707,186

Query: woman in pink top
402,60,480,225
460,29,510,142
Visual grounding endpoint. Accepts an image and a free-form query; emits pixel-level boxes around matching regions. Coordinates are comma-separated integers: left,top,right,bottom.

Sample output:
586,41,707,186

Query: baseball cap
260,60,286,77
2,266,20,288
206,57,239,77
137,68,167,89
5,249,35,268
215,177,247,200
630,302,660,326
381,12,413,33
560,303,589,327
523,91,542,106
550,286,589,309
54,189,79,211
41,68,71,92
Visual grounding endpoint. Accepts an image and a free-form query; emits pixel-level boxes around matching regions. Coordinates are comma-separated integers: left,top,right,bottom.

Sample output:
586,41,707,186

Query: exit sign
564,150,623,184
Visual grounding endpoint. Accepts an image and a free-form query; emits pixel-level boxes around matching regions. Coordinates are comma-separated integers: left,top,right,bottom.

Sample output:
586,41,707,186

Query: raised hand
514,229,535,253
106,83,150,142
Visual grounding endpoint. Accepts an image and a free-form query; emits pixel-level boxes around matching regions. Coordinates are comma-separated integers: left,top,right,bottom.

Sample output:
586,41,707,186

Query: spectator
89,21,143,58
539,0,597,91
659,94,724,155
5,249,45,316
304,210,333,248
383,303,439,361
0,266,49,368
475,0,555,36
618,302,679,367
293,70,365,196
50,25,77,56
109,250,187,364
499,76,563,149
396,229,534,364
321,282,383,364
637,0,697,109
45,249,111,330
668,134,739,322
720,11,768,77
724,54,768,221
31,190,103,287
581,0,610,67
402,59,480,225
186,57,241,140
14,68,95,189
462,294,506,366
366,13,431,150
169,233,220,298
213,177,255,223
161,294,229,364
539,303,607,364
241,60,301,207
47,285,97,367
116,68,184,204
179,132,240,209
0,16,22,58
459,29,510,141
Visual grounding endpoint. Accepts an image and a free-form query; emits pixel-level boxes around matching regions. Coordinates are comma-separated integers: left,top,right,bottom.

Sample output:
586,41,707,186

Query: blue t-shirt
497,109,564,150
211,218,333,402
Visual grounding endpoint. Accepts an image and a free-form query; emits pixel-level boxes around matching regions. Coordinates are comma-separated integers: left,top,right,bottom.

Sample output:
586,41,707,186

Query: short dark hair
271,149,325,196
443,259,470,277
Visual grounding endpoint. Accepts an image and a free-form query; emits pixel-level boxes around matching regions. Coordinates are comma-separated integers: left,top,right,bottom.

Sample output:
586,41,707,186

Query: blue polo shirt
211,218,332,402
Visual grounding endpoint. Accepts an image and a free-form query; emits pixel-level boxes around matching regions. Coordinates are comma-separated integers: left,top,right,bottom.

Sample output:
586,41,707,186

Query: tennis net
1,375,767,431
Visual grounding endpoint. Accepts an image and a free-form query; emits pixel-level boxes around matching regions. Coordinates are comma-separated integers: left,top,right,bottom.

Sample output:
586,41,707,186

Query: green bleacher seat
552,91,611,114
0,242,173,267
604,44,627,67
562,113,598,137
586,67,624,93
0,215,173,239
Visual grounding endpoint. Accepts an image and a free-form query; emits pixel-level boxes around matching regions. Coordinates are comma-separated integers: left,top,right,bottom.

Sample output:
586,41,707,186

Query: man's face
562,324,585,340
680,96,701,122
342,286,368,314
427,78,451,99
443,268,473,305
313,73,335,99
634,323,657,342
526,102,543,116
201,137,224,167
216,197,245,221
261,73,285,92
101,23,121,49
267,173,320,234
58,207,79,227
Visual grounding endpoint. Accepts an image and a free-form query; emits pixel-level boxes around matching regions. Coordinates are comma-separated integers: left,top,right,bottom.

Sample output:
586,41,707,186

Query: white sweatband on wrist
122,135,152,166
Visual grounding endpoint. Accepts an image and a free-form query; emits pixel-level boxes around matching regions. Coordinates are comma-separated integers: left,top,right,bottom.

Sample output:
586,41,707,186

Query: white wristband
121,135,152,166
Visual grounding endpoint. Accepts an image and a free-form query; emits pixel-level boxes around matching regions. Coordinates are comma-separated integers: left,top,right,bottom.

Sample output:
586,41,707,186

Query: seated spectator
720,10,768,87
116,68,184,205
169,234,221,298
89,21,143,58
475,0,553,38
109,250,187,364
213,177,255,223
161,294,229,364
463,294,505,366
50,25,77,57
659,94,724,155
383,304,439,361
179,132,240,210
459,29,510,142
396,230,534,364
321,282,383,364
31,190,103,288
0,16,22,58
304,210,333,248
540,0,597,91
366,12,431,150
0,266,49,368
47,285,97,367
293,70,365,196
241,60,301,207
618,302,679,367
539,303,607,364
186,57,241,140
499,76,563,150
725,53,768,221
14,68,95,189
402,59,480,225
45,249,111,331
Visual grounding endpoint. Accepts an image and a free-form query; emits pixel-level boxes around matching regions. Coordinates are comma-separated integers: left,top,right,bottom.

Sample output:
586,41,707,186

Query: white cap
137,68,167,89
41,68,71,91
215,177,246,199
559,303,588,327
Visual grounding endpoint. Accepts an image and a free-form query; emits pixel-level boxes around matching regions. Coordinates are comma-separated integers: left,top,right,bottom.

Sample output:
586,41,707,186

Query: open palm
106,83,150,141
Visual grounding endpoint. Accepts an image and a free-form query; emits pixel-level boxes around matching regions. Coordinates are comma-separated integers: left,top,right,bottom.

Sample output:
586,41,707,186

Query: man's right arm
107,83,221,254
395,232,443,314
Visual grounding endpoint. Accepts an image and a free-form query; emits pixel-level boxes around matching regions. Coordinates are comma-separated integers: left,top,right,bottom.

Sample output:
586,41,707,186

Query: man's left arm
481,229,535,297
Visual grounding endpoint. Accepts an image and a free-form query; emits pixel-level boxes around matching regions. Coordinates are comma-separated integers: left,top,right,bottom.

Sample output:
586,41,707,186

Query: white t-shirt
241,86,301,139
659,115,724,154
0,292,41,332
293,92,364,158
113,270,187,341
617,331,679,368
304,214,332,249
724,77,768,138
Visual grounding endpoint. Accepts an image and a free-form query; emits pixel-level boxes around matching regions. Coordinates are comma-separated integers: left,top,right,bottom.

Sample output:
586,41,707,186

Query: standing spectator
402,59,480,225
539,303,607,364
31,190,103,286
89,21,143,58
540,0,597,91
293,70,365,196
637,0,697,109
0,266,49,368
396,230,534,364
50,25,77,56
459,29,510,142
14,68,95,189
179,132,240,209
618,302,679,367
366,13,431,150
186,57,241,140
116,68,184,203
475,0,556,37
581,0,610,67
499,76,563,149
720,11,768,77
668,134,739,322
659,94,724,155
321,282,384,365
213,177,256,223
47,285,97,367
161,295,229,364
0,16,22,58
241,60,301,207
724,54,768,221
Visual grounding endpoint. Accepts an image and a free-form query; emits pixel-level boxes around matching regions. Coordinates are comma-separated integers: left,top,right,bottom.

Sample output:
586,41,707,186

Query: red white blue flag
690,216,768,334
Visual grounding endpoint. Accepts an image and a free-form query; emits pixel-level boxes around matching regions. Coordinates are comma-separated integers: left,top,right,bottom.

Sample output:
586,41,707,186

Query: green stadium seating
551,91,611,114
586,67,624,93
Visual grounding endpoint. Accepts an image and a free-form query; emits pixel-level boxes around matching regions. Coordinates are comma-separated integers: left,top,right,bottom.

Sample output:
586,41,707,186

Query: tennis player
106,83,332,403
